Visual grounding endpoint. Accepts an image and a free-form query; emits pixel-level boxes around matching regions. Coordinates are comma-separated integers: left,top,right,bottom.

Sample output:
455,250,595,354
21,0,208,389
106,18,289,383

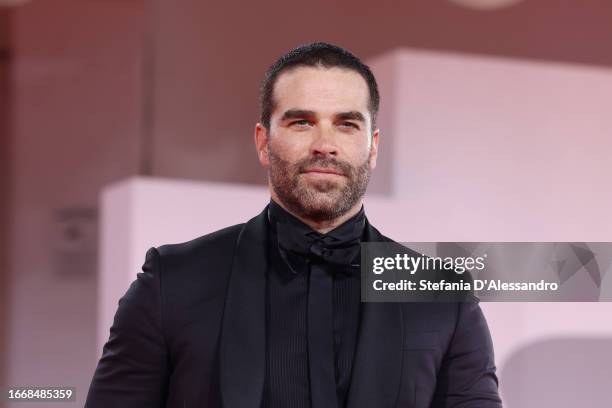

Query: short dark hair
260,42,380,131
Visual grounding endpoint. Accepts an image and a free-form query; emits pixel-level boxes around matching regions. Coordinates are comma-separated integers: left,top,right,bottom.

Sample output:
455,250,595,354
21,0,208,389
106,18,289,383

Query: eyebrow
336,111,366,123
280,109,366,123
280,109,316,121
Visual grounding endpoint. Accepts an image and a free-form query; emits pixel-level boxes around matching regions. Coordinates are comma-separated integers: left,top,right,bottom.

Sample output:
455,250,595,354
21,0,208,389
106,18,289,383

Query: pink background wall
4,2,145,406
3,1,612,407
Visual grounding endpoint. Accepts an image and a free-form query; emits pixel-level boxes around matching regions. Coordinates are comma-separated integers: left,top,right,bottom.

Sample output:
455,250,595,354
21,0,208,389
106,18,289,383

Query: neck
269,194,363,234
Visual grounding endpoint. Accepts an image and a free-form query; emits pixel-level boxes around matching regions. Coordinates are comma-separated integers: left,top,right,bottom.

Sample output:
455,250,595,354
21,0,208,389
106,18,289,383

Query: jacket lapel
346,220,405,408
219,206,269,408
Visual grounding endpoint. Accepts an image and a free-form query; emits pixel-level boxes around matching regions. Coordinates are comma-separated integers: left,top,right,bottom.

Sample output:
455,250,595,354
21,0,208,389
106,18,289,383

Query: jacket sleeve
430,299,503,407
85,247,169,408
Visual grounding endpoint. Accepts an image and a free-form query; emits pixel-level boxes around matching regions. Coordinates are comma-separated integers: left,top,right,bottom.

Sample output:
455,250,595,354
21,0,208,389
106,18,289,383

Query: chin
303,193,343,212
300,178,344,193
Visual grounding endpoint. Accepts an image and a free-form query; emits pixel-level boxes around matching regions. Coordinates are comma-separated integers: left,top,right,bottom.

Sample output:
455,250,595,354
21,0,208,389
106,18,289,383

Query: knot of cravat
276,221,361,275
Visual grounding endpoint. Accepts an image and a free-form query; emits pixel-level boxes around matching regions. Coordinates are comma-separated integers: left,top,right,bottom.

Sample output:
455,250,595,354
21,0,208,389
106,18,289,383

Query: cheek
270,136,309,161
347,133,372,156
348,143,372,164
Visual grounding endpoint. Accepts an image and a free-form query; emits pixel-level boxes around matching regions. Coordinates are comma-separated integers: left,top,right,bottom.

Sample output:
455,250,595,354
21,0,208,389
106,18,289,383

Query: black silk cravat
276,223,362,275
267,200,365,408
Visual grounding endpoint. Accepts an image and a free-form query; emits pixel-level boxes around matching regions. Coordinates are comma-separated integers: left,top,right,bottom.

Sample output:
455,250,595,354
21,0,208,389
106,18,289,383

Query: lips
303,167,344,176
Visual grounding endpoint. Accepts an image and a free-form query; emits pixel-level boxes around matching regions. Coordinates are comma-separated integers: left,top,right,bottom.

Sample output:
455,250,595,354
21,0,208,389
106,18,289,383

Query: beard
267,143,371,222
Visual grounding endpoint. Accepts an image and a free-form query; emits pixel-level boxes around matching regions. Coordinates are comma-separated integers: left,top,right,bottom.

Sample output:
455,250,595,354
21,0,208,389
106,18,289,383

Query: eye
289,119,312,127
339,121,359,130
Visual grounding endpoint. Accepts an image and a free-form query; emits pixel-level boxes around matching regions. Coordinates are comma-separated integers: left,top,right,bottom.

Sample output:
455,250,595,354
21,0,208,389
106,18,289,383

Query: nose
309,124,338,157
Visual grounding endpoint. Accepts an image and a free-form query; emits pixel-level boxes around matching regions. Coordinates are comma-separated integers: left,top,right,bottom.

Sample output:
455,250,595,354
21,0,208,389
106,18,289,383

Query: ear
368,128,380,170
255,123,270,167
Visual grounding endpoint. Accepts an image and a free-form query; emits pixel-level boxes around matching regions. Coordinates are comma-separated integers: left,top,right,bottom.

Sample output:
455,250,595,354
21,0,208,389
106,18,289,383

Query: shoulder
150,223,246,293
156,223,245,262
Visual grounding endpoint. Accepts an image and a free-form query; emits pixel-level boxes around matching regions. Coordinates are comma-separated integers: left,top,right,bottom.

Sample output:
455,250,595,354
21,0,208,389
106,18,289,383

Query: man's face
255,66,379,222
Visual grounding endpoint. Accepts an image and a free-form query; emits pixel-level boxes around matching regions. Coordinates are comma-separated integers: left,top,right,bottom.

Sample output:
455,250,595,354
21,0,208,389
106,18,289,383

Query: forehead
272,66,370,116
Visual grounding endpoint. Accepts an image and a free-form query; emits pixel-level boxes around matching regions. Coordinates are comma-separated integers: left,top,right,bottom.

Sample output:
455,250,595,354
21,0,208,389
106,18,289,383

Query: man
86,42,502,408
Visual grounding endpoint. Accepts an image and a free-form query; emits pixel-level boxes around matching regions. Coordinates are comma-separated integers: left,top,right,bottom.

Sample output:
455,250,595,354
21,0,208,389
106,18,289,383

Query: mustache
296,157,353,176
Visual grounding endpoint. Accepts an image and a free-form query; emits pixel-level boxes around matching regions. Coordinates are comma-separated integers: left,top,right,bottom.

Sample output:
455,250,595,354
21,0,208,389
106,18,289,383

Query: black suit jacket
86,206,502,408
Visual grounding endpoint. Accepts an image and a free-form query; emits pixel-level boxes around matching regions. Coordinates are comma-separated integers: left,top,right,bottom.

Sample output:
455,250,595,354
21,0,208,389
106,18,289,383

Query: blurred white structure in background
449,0,525,11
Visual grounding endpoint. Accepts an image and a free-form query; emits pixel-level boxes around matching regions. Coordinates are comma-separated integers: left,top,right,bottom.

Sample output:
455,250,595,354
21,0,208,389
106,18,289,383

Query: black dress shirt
262,200,366,408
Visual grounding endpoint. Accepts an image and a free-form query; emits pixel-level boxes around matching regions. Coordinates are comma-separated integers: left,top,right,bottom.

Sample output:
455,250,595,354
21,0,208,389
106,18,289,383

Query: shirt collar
267,198,366,243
